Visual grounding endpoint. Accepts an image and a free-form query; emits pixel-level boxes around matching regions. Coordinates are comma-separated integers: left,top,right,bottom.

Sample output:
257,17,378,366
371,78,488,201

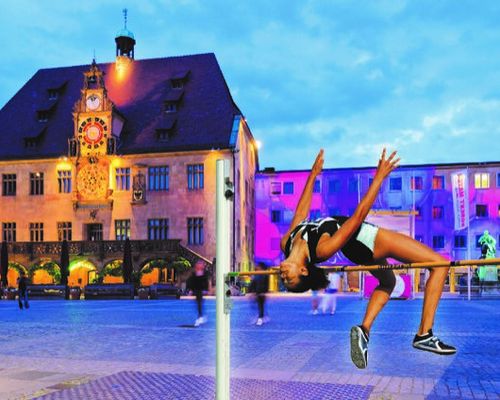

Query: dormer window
37,111,49,122
48,89,59,100
171,79,183,89
25,128,46,148
155,115,176,142
156,129,172,142
25,138,39,148
170,70,190,90
164,102,177,113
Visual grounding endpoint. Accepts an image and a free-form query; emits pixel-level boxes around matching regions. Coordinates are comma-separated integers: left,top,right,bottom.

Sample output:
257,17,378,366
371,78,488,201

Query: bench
84,284,134,300
27,285,68,299
149,283,181,299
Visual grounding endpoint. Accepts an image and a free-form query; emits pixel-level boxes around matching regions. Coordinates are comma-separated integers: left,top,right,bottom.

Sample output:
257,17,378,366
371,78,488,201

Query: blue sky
1,0,499,170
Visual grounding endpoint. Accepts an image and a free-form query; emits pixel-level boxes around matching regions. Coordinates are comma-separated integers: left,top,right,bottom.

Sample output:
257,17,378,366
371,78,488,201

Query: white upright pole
216,159,231,400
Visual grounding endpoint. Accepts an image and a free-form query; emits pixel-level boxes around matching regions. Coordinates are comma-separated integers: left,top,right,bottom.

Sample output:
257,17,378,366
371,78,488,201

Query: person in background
320,272,341,315
17,270,29,310
187,260,209,327
249,262,269,326
310,289,321,315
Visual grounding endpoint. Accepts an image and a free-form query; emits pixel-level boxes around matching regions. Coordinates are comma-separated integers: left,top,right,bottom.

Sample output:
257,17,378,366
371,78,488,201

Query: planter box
138,287,150,300
69,287,82,300
27,285,68,299
149,283,181,299
5,289,17,300
84,284,134,300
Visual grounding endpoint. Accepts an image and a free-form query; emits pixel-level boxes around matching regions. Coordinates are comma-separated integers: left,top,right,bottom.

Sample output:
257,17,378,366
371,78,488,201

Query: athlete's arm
316,149,399,259
280,149,324,252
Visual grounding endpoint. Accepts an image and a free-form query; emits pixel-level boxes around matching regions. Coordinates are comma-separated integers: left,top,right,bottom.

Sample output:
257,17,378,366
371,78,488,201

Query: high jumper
279,149,456,369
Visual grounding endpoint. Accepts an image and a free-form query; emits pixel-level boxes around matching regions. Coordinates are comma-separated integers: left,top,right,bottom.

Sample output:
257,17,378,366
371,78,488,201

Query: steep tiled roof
0,53,242,160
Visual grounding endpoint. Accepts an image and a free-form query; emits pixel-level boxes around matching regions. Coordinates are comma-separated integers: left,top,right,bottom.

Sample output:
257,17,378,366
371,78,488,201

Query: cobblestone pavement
0,296,498,399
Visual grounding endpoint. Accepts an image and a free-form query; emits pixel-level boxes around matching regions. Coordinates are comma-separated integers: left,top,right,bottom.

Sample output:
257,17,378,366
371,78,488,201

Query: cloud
2,0,500,170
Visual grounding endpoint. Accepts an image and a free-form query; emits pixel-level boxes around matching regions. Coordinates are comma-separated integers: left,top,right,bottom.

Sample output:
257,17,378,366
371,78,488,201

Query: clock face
78,117,109,151
86,94,101,111
77,164,108,199
83,123,104,144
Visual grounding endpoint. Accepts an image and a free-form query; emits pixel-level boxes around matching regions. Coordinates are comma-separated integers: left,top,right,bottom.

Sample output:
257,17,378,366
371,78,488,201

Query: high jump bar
226,258,500,277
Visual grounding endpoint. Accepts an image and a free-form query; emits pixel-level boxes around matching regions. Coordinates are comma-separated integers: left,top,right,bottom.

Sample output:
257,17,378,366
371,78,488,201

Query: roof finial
123,8,128,29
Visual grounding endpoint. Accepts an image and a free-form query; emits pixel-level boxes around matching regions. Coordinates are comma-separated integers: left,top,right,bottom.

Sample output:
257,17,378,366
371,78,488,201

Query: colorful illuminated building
255,162,500,289
0,17,257,288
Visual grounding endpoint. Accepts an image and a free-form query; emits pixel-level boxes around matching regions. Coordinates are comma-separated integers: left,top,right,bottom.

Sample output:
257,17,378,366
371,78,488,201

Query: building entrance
86,224,103,241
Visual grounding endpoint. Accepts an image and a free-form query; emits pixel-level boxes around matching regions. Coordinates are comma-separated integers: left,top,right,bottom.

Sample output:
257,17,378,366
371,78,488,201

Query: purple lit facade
255,162,500,267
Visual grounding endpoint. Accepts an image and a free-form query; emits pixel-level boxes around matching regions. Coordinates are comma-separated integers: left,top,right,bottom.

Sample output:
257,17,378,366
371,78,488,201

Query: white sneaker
256,318,263,326
200,316,207,324
312,309,319,315
194,318,201,327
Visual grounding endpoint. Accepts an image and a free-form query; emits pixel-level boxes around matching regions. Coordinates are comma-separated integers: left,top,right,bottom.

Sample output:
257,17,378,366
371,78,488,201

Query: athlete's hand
311,149,324,177
374,148,400,181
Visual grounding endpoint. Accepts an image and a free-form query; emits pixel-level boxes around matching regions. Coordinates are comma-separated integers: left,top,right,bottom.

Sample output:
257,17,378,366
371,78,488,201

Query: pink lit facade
255,163,500,267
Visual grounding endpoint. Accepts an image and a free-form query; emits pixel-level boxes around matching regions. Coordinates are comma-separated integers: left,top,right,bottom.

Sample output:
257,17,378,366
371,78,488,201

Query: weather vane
123,8,128,29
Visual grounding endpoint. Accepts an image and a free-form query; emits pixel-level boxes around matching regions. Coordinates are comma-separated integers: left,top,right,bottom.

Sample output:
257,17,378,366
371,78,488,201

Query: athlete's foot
412,329,456,355
18,303,23,310
350,325,369,369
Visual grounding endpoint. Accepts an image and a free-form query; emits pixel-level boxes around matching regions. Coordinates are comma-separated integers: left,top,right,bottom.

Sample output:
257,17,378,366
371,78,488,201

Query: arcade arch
7,262,28,287
30,260,61,284
140,259,175,286
68,259,98,288
102,260,124,284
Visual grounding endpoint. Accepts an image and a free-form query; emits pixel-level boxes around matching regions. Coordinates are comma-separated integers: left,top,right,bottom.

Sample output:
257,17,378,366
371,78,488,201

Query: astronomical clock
72,61,114,204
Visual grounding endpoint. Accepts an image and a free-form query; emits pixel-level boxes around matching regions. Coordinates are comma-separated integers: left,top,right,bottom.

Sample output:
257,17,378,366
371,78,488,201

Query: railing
7,239,181,257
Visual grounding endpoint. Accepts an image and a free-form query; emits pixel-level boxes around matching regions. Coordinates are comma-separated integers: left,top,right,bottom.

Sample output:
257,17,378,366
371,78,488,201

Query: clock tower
72,60,114,205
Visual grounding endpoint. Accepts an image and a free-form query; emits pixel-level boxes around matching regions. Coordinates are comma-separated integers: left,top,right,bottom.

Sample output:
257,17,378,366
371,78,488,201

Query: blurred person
187,260,209,327
320,272,341,315
310,289,321,315
17,270,29,310
249,262,269,326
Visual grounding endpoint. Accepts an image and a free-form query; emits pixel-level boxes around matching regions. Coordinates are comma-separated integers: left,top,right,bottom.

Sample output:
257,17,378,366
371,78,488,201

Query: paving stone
32,371,375,400
0,297,498,400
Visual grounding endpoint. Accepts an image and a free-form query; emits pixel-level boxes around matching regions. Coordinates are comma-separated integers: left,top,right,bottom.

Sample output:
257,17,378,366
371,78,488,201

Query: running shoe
412,329,456,355
256,318,263,326
350,325,369,369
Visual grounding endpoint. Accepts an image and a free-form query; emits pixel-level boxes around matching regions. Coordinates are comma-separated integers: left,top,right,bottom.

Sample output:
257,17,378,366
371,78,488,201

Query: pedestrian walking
249,262,269,326
187,260,209,327
320,272,341,315
17,270,29,310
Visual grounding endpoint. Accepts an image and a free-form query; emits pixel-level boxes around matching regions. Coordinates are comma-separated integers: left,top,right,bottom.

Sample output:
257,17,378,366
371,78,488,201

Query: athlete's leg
374,228,448,335
360,265,394,333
